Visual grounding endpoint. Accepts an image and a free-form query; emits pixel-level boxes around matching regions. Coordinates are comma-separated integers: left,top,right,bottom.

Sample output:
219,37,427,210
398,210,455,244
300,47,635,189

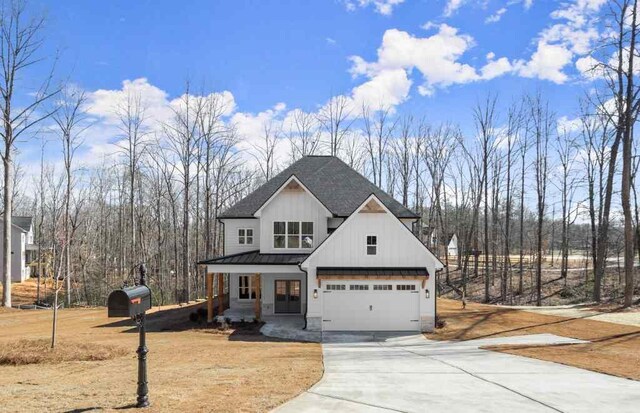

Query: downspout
434,267,443,328
298,262,309,330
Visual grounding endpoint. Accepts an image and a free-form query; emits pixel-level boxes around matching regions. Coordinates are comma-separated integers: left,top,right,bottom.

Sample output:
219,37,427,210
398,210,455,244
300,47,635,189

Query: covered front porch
199,250,309,324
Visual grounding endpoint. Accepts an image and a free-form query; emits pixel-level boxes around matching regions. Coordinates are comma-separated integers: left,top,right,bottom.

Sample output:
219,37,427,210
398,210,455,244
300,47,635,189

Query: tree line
1,0,639,309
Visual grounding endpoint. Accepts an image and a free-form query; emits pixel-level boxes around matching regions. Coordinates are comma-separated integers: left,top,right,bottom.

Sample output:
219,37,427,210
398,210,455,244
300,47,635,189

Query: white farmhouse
0,216,35,282
200,156,443,332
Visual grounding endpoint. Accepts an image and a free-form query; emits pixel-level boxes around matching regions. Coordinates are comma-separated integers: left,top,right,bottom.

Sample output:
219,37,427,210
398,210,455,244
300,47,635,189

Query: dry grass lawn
428,298,640,380
0,338,127,365
0,303,322,413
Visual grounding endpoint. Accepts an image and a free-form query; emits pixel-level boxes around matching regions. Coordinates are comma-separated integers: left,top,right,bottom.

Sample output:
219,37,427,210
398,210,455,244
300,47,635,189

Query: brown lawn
428,298,640,380
0,278,55,307
0,303,322,412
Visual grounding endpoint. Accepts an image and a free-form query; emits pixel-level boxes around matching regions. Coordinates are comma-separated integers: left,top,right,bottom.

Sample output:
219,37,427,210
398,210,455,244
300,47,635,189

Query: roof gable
220,156,418,219
253,175,332,218
301,194,443,270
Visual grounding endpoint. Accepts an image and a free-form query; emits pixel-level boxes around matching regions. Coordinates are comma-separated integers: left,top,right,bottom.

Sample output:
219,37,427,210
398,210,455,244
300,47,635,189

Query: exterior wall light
425,289,430,299
313,289,318,299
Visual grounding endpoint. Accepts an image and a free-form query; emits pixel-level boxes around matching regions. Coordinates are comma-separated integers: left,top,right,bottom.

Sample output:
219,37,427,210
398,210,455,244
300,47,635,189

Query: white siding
259,188,331,254
222,218,260,255
0,225,28,282
304,209,437,331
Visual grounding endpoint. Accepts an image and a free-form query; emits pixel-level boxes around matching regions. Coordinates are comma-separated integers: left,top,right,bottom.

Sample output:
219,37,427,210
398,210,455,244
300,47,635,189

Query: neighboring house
447,234,459,257
200,156,443,332
0,216,35,282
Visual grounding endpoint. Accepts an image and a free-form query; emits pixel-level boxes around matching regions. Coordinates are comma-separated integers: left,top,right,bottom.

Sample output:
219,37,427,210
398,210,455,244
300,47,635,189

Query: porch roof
316,267,429,278
198,250,309,266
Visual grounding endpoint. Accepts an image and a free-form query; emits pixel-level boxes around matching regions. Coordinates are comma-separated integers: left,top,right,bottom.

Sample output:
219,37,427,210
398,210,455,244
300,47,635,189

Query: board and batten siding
258,188,331,254
221,218,260,255
303,208,438,332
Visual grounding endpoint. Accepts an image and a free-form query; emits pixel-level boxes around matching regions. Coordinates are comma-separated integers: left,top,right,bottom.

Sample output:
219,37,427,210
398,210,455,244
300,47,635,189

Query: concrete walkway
274,333,640,412
260,315,321,342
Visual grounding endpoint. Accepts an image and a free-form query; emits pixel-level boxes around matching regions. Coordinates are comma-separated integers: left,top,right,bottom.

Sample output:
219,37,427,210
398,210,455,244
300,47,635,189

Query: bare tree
53,88,87,308
288,109,320,160
317,95,352,157
115,91,149,274
164,84,200,302
1,1,59,307
472,94,498,303
528,93,553,306
251,121,279,182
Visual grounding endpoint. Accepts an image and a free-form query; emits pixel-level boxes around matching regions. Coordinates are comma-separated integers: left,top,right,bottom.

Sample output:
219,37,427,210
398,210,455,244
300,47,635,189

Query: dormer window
367,235,377,255
274,221,314,249
238,228,253,245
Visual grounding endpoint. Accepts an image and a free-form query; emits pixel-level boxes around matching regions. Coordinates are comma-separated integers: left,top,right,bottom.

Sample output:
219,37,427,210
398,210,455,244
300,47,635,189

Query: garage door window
326,284,345,291
396,284,416,291
349,285,369,291
373,284,392,291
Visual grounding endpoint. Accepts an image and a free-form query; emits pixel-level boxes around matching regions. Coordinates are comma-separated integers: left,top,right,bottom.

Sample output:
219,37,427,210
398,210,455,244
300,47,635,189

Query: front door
274,280,301,314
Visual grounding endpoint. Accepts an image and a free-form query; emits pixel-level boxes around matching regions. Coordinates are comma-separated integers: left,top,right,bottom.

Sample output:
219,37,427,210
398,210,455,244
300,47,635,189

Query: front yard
0,303,322,412
428,298,640,380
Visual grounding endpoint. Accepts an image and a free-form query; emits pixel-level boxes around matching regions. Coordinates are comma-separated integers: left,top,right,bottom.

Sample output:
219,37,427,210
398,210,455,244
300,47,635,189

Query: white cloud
515,41,573,83
79,78,237,167
350,68,412,109
444,0,465,17
485,7,507,24
514,0,606,83
343,0,405,16
575,55,603,80
481,56,513,80
523,0,534,10
350,25,512,97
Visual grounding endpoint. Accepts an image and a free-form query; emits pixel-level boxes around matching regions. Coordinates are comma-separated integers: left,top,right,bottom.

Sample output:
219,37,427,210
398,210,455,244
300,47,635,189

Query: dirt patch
0,304,322,412
429,298,640,381
0,339,127,365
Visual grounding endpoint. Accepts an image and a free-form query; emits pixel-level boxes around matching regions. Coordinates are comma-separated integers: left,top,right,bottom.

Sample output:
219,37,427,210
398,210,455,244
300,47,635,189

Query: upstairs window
274,221,314,249
238,228,254,245
302,222,314,248
367,235,377,255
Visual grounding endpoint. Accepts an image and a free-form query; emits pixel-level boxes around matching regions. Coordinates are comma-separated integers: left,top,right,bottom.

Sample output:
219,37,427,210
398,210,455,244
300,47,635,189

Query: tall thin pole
136,264,149,408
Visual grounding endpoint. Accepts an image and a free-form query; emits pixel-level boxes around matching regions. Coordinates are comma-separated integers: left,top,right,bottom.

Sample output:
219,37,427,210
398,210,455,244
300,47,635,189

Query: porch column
206,272,214,323
254,273,262,320
217,273,224,316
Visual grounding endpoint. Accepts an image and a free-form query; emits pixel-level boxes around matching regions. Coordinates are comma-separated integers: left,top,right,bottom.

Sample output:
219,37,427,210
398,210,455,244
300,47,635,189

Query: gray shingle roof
11,216,33,232
198,250,309,265
219,156,418,219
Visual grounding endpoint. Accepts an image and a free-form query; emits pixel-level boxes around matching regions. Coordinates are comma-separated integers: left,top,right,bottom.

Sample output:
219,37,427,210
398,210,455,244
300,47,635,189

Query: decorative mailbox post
107,264,152,408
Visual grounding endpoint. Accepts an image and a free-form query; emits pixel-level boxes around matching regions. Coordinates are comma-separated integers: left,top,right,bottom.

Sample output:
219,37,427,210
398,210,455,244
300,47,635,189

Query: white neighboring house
0,216,35,282
447,234,459,257
201,156,443,332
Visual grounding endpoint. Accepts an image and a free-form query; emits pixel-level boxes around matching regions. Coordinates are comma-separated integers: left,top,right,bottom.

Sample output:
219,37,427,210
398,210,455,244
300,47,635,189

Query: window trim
366,235,378,256
273,221,314,249
238,228,254,245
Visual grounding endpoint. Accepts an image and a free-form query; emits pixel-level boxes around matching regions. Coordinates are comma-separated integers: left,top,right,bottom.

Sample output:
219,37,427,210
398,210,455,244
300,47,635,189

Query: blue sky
17,0,605,173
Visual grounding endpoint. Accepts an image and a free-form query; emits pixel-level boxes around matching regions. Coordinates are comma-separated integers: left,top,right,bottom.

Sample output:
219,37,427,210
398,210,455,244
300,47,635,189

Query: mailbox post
107,264,152,408
135,264,149,408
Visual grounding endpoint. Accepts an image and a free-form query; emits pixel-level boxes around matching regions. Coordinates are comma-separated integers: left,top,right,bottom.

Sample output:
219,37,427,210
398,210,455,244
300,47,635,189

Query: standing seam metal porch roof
219,156,419,219
198,250,309,266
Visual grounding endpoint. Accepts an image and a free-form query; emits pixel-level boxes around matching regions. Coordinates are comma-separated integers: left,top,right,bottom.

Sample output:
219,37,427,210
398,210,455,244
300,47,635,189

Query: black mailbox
107,285,152,318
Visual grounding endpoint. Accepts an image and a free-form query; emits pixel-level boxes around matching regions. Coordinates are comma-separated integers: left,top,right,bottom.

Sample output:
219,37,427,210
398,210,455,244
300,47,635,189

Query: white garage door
322,282,420,331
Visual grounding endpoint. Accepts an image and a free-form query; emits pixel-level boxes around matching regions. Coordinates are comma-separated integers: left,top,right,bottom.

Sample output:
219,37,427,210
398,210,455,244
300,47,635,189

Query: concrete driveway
274,333,640,412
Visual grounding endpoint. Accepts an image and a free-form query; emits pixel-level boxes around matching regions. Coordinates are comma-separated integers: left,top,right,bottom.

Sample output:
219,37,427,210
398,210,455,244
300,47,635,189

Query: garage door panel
322,282,420,331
